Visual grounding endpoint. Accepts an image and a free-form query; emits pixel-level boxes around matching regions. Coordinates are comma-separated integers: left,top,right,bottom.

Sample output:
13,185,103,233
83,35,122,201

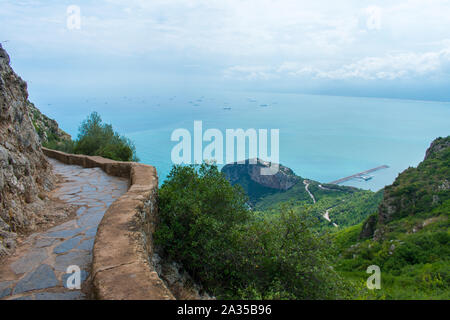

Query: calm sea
35,90,450,191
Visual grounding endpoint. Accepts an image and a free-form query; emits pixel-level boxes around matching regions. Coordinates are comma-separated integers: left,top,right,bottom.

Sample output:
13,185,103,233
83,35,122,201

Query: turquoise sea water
36,91,450,191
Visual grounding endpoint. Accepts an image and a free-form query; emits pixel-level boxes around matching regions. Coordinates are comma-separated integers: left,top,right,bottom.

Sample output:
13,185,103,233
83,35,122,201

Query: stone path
0,158,128,300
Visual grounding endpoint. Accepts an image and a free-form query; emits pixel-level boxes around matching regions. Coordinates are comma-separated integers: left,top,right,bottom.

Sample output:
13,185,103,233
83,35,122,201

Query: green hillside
333,136,450,299
253,177,383,232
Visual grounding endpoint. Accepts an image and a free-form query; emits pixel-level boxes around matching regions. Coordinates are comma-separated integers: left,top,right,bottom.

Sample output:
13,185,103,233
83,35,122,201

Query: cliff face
28,102,71,145
222,158,300,191
221,158,302,205
0,44,55,256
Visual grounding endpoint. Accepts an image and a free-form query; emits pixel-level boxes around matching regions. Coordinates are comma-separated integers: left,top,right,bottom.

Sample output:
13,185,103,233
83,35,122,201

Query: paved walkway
0,158,128,300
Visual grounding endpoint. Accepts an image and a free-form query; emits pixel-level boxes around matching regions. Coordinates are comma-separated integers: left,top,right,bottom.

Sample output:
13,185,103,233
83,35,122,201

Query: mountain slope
334,136,450,299
28,102,71,148
0,45,55,256
361,136,450,240
221,158,383,230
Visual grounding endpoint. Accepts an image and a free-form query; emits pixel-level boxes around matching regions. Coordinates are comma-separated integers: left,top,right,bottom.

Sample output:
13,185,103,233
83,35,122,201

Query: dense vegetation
154,136,448,300
254,179,382,232
45,112,138,162
155,163,352,299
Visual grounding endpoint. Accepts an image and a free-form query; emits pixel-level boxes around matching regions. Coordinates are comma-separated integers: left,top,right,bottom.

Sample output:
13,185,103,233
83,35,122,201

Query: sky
1,0,450,100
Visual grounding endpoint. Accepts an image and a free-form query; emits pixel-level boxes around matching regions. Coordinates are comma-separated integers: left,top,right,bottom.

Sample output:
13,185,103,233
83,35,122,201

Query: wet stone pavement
0,158,129,300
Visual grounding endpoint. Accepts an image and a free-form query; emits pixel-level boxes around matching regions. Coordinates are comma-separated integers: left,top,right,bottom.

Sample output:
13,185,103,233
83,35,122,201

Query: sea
33,90,450,191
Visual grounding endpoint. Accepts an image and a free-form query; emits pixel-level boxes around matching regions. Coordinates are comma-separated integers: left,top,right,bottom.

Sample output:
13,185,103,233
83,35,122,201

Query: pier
329,165,389,185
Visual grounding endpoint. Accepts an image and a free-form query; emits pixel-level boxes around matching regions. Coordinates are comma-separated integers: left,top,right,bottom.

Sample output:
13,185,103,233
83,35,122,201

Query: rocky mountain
222,158,300,190
334,137,449,299
361,136,450,240
221,158,301,204
0,44,55,256
28,102,71,146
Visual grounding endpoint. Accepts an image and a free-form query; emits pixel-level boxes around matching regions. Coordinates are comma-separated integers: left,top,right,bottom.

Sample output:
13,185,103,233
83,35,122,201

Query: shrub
74,112,138,162
155,163,250,289
47,112,138,162
155,163,351,299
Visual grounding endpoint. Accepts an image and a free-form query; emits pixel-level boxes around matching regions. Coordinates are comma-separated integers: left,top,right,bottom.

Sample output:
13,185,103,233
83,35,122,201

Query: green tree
155,163,250,289
155,163,351,299
73,112,139,162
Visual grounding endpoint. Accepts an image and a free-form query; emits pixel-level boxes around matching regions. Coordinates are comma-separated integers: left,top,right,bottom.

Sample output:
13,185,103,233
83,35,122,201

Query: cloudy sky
1,0,450,100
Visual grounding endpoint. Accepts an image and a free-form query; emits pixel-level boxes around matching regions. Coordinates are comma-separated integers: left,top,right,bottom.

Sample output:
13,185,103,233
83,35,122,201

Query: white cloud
2,0,450,89
224,46,450,81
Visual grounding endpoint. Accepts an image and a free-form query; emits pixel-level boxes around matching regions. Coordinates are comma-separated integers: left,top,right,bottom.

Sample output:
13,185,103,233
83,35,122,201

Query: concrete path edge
42,147,174,300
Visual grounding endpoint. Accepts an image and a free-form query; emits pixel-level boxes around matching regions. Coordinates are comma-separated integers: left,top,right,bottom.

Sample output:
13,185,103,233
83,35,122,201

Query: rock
28,102,71,145
153,253,214,300
359,214,378,240
45,228,83,239
0,44,56,254
34,237,58,248
0,287,11,299
375,136,449,232
11,295,34,300
76,238,95,251
54,251,91,272
53,235,84,254
222,158,300,191
13,264,59,294
424,137,450,161
10,248,48,275
0,281,13,298
34,291,84,300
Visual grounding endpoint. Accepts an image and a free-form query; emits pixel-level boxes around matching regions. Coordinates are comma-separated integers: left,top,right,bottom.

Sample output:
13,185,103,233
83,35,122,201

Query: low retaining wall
42,147,174,300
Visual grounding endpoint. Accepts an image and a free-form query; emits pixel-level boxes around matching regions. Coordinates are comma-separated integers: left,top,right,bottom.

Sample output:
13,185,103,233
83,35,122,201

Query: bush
74,112,138,162
47,112,138,162
44,139,76,154
155,163,251,289
155,163,351,299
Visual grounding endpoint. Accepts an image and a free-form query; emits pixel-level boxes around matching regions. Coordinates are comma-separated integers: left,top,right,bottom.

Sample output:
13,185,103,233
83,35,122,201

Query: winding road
0,158,128,300
303,180,316,204
304,180,338,228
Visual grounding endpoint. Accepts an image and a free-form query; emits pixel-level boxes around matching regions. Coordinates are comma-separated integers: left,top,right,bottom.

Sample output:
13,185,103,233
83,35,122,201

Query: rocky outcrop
368,136,450,240
222,158,300,191
152,254,213,300
359,214,378,240
424,136,450,161
28,102,71,145
0,44,55,256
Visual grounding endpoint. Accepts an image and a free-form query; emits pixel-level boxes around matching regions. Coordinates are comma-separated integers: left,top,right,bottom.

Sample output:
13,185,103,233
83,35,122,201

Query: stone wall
42,147,174,300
